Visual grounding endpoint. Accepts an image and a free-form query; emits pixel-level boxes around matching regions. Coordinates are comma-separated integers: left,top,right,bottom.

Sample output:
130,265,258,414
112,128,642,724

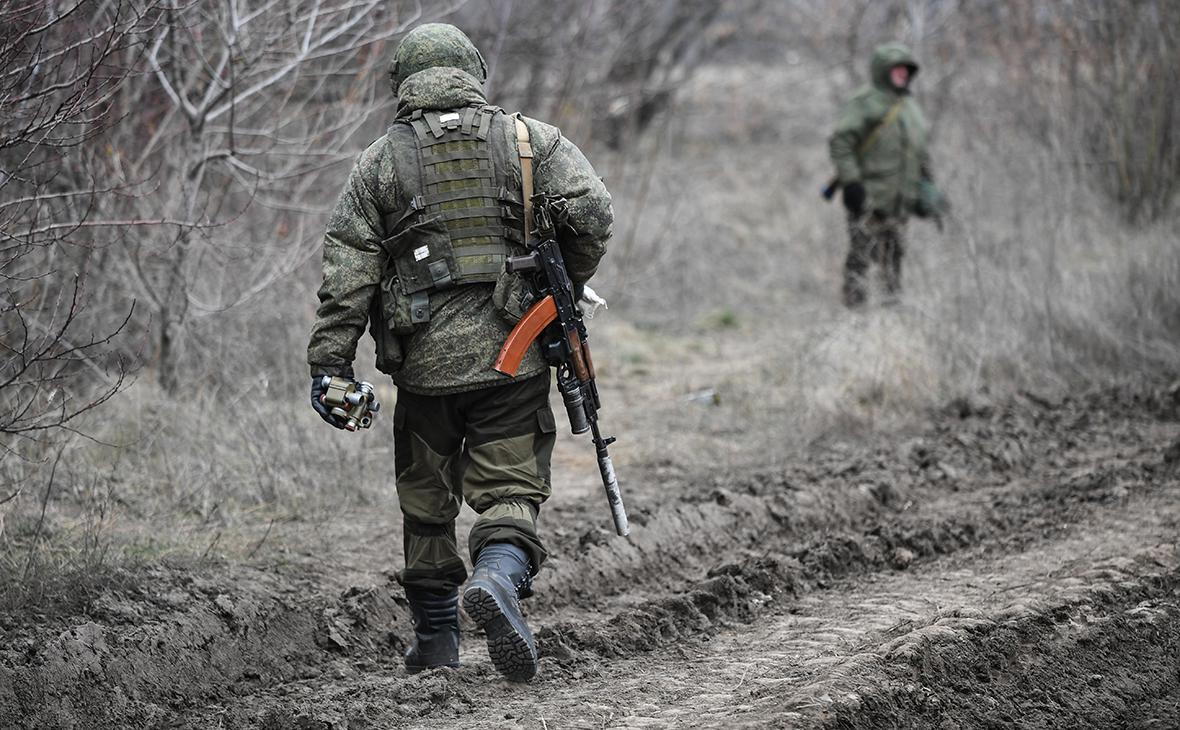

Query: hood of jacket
870,42,919,91
395,66,488,119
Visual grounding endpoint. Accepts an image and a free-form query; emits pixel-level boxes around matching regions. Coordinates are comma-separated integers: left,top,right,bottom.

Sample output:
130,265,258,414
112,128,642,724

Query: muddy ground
3,377,1179,729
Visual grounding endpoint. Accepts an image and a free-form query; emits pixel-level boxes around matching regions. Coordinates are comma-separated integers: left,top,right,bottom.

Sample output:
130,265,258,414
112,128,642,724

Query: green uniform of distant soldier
829,42,938,307
306,23,612,681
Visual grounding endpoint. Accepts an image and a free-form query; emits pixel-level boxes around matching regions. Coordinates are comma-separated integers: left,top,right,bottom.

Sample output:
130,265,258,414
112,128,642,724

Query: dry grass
592,59,1180,446
0,380,396,611
515,56,1180,489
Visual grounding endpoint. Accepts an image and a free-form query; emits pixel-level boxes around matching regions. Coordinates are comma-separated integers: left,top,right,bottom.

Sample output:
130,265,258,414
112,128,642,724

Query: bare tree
89,0,465,394
1,282,132,440
1002,0,1180,223
0,1,154,481
459,0,734,150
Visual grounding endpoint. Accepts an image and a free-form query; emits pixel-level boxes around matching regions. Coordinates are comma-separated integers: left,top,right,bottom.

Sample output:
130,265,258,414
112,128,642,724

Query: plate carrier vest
380,104,527,326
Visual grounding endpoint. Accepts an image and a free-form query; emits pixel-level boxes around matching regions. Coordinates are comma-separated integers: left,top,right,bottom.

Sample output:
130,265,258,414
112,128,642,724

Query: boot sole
462,584,538,682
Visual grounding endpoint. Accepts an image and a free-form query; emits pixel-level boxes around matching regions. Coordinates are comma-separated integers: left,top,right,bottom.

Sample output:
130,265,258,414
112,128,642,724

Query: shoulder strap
513,114,534,243
858,98,905,157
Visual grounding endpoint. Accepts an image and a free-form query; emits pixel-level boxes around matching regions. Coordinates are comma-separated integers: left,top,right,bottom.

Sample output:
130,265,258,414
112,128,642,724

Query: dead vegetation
0,0,1178,705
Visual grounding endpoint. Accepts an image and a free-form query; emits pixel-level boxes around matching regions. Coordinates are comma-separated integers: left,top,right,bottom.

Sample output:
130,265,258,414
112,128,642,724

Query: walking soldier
306,23,613,681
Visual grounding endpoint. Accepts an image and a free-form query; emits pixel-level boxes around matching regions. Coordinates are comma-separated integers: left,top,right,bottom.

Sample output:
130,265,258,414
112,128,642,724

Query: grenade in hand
318,376,380,431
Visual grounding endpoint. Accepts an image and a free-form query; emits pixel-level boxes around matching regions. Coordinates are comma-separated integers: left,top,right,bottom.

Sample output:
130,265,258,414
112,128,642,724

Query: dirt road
3,386,1179,729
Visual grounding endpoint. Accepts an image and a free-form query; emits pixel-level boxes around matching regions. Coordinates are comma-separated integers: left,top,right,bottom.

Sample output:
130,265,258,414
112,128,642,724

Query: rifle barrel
592,421,629,537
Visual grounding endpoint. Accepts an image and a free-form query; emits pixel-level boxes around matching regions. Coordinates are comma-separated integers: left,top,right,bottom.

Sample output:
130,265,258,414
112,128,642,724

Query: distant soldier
829,42,941,307
306,23,612,681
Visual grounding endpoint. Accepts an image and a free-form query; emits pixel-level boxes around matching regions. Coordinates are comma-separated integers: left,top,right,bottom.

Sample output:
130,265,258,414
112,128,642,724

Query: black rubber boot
404,587,460,673
462,543,538,681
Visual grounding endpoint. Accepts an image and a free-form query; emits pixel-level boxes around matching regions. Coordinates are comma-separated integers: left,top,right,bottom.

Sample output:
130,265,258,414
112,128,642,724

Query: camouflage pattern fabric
388,23,486,95
393,373,556,593
829,42,932,220
307,56,612,395
307,23,610,595
843,211,905,307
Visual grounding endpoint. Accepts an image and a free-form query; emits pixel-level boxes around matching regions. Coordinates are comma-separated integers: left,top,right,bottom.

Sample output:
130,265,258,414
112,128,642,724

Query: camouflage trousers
393,371,556,593
843,211,906,307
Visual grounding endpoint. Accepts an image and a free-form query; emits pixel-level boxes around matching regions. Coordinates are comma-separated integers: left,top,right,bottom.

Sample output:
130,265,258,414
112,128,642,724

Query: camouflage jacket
307,67,612,395
829,43,932,220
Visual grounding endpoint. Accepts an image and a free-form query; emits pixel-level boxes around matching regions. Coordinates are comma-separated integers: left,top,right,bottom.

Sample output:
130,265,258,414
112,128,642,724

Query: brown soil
3,386,1179,729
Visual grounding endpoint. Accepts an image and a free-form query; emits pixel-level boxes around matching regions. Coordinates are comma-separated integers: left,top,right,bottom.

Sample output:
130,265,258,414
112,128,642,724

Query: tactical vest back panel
381,105,525,327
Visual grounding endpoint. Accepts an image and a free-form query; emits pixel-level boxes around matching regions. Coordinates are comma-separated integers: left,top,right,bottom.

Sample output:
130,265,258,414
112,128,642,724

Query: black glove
842,182,866,216
310,375,348,429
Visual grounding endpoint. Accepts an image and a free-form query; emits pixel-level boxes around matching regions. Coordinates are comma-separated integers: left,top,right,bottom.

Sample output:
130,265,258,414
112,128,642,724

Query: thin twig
245,518,275,559
22,445,66,580
200,530,223,562
729,666,751,692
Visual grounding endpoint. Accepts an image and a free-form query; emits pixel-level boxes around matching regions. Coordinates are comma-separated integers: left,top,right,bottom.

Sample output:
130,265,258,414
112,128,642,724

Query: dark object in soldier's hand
310,376,346,429
842,182,866,215
821,176,841,200
914,178,949,226
311,375,380,431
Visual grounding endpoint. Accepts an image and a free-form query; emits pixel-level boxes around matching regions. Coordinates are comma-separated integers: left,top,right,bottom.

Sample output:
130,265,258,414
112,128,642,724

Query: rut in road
386,484,1178,729
177,388,1180,730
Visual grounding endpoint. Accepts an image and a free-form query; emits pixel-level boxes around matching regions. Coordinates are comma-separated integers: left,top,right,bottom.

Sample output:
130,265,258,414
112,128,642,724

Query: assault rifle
493,195,629,537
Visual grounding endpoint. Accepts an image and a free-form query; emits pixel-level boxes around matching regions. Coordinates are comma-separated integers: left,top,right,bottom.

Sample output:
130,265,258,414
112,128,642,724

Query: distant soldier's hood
870,42,919,91
395,67,488,118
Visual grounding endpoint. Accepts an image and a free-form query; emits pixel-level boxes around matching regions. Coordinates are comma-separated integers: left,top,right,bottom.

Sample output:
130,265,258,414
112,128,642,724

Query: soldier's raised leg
459,374,555,682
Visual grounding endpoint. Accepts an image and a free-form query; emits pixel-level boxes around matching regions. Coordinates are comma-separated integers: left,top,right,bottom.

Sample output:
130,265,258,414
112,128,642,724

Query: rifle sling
514,115,534,242
828,97,906,192
858,98,905,158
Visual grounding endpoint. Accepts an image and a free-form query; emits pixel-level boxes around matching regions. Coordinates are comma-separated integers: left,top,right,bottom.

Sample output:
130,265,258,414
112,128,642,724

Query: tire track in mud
535,410,1174,664
756,533,1180,729
391,477,1180,729
808,553,1180,730
4,388,1178,728
173,389,1180,729
533,388,1168,621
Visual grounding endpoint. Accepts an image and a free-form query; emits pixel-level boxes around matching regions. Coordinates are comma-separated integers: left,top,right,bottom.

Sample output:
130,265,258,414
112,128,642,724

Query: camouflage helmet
388,23,487,95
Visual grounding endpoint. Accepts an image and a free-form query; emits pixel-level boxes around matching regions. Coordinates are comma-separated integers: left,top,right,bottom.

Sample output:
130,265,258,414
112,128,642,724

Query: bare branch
148,26,198,119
